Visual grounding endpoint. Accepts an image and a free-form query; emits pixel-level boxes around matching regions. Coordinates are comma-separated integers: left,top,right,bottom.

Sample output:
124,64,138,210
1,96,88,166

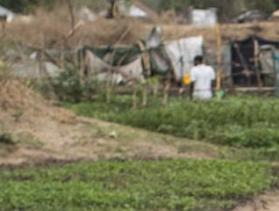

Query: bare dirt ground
233,191,279,211
0,79,220,165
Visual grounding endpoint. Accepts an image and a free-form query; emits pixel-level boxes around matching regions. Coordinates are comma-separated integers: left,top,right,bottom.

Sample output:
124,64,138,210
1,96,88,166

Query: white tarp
78,7,96,22
165,36,203,80
85,50,145,84
129,5,147,18
191,8,217,27
0,5,15,22
258,45,277,75
11,61,61,78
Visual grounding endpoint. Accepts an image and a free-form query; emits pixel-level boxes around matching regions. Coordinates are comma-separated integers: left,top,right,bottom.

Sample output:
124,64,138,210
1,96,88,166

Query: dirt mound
0,79,43,110
0,79,218,165
0,79,75,122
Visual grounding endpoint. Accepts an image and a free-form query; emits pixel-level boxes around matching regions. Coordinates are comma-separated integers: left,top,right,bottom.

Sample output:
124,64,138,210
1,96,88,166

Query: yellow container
183,73,191,85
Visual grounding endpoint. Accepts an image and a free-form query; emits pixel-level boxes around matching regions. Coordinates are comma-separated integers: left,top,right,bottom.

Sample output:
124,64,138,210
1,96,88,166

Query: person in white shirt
190,56,216,100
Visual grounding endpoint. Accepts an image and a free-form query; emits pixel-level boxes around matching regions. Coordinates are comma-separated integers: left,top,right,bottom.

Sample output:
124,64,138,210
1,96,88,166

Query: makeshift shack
80,35,204,84
231,36,279,87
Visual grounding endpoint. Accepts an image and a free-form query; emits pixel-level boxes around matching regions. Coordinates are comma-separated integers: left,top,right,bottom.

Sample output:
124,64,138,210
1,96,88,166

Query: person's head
194,55,203,66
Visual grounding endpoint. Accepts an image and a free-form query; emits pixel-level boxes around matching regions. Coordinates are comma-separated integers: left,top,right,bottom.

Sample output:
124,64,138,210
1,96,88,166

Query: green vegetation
0,160,274,210
67,96,279,149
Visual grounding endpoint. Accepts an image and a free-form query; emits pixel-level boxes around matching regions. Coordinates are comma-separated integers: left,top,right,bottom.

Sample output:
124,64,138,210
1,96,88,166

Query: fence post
132,81,138,110
162,80,170,105
215,23,222,91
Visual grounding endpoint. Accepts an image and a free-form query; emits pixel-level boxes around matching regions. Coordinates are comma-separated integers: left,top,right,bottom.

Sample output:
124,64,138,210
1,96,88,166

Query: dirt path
233,191,279,211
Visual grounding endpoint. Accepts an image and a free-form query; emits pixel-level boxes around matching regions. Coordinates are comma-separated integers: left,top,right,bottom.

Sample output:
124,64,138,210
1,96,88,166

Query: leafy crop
67,96,279,149
0,160,273,210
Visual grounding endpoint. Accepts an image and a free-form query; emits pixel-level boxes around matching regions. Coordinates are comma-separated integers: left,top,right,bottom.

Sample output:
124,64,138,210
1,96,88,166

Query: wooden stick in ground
106,25,131,103
254,38,263,88
132,81,138,110
79,50,86,84
65,0,75,30
141,82,147,107
0,18,6,39
65,21,84,40
162,79,171,105
38,34,47,77
215,23,222,91
60,43,65,72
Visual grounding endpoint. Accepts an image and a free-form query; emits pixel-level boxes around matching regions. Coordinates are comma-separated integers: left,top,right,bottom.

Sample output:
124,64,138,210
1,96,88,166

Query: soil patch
0,79,220,165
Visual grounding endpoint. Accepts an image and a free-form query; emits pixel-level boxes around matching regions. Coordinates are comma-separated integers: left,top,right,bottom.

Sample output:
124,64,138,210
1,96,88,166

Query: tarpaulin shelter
205,44,232,87
231,36,279,87
165,36,203,81
83,49,145,84
81,35,204,84
82,45,141,66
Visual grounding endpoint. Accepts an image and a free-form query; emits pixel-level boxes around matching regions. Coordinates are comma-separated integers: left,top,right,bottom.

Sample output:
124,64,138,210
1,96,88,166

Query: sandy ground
233,191,279,211
0,81,219,165
0,105,219,166
0,80,220,167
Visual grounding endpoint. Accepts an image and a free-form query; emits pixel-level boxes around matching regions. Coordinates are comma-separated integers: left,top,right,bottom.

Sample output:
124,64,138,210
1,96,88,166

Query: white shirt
190,64,215,100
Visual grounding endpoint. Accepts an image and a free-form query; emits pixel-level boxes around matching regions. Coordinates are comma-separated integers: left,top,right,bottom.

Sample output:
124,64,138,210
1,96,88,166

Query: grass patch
0,160,274,210
66,96,279,149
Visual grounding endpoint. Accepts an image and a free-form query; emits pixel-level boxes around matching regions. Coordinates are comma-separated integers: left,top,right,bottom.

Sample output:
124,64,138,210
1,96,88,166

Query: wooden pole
60,43,65,72
254,38,263,88
66,0,75,30
79,50,86,84
215,23,222,91
0,18,6,38
38,34,46,77
132,81,137,110
141,82,147,107
162,80,170,105
105,25,131,103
